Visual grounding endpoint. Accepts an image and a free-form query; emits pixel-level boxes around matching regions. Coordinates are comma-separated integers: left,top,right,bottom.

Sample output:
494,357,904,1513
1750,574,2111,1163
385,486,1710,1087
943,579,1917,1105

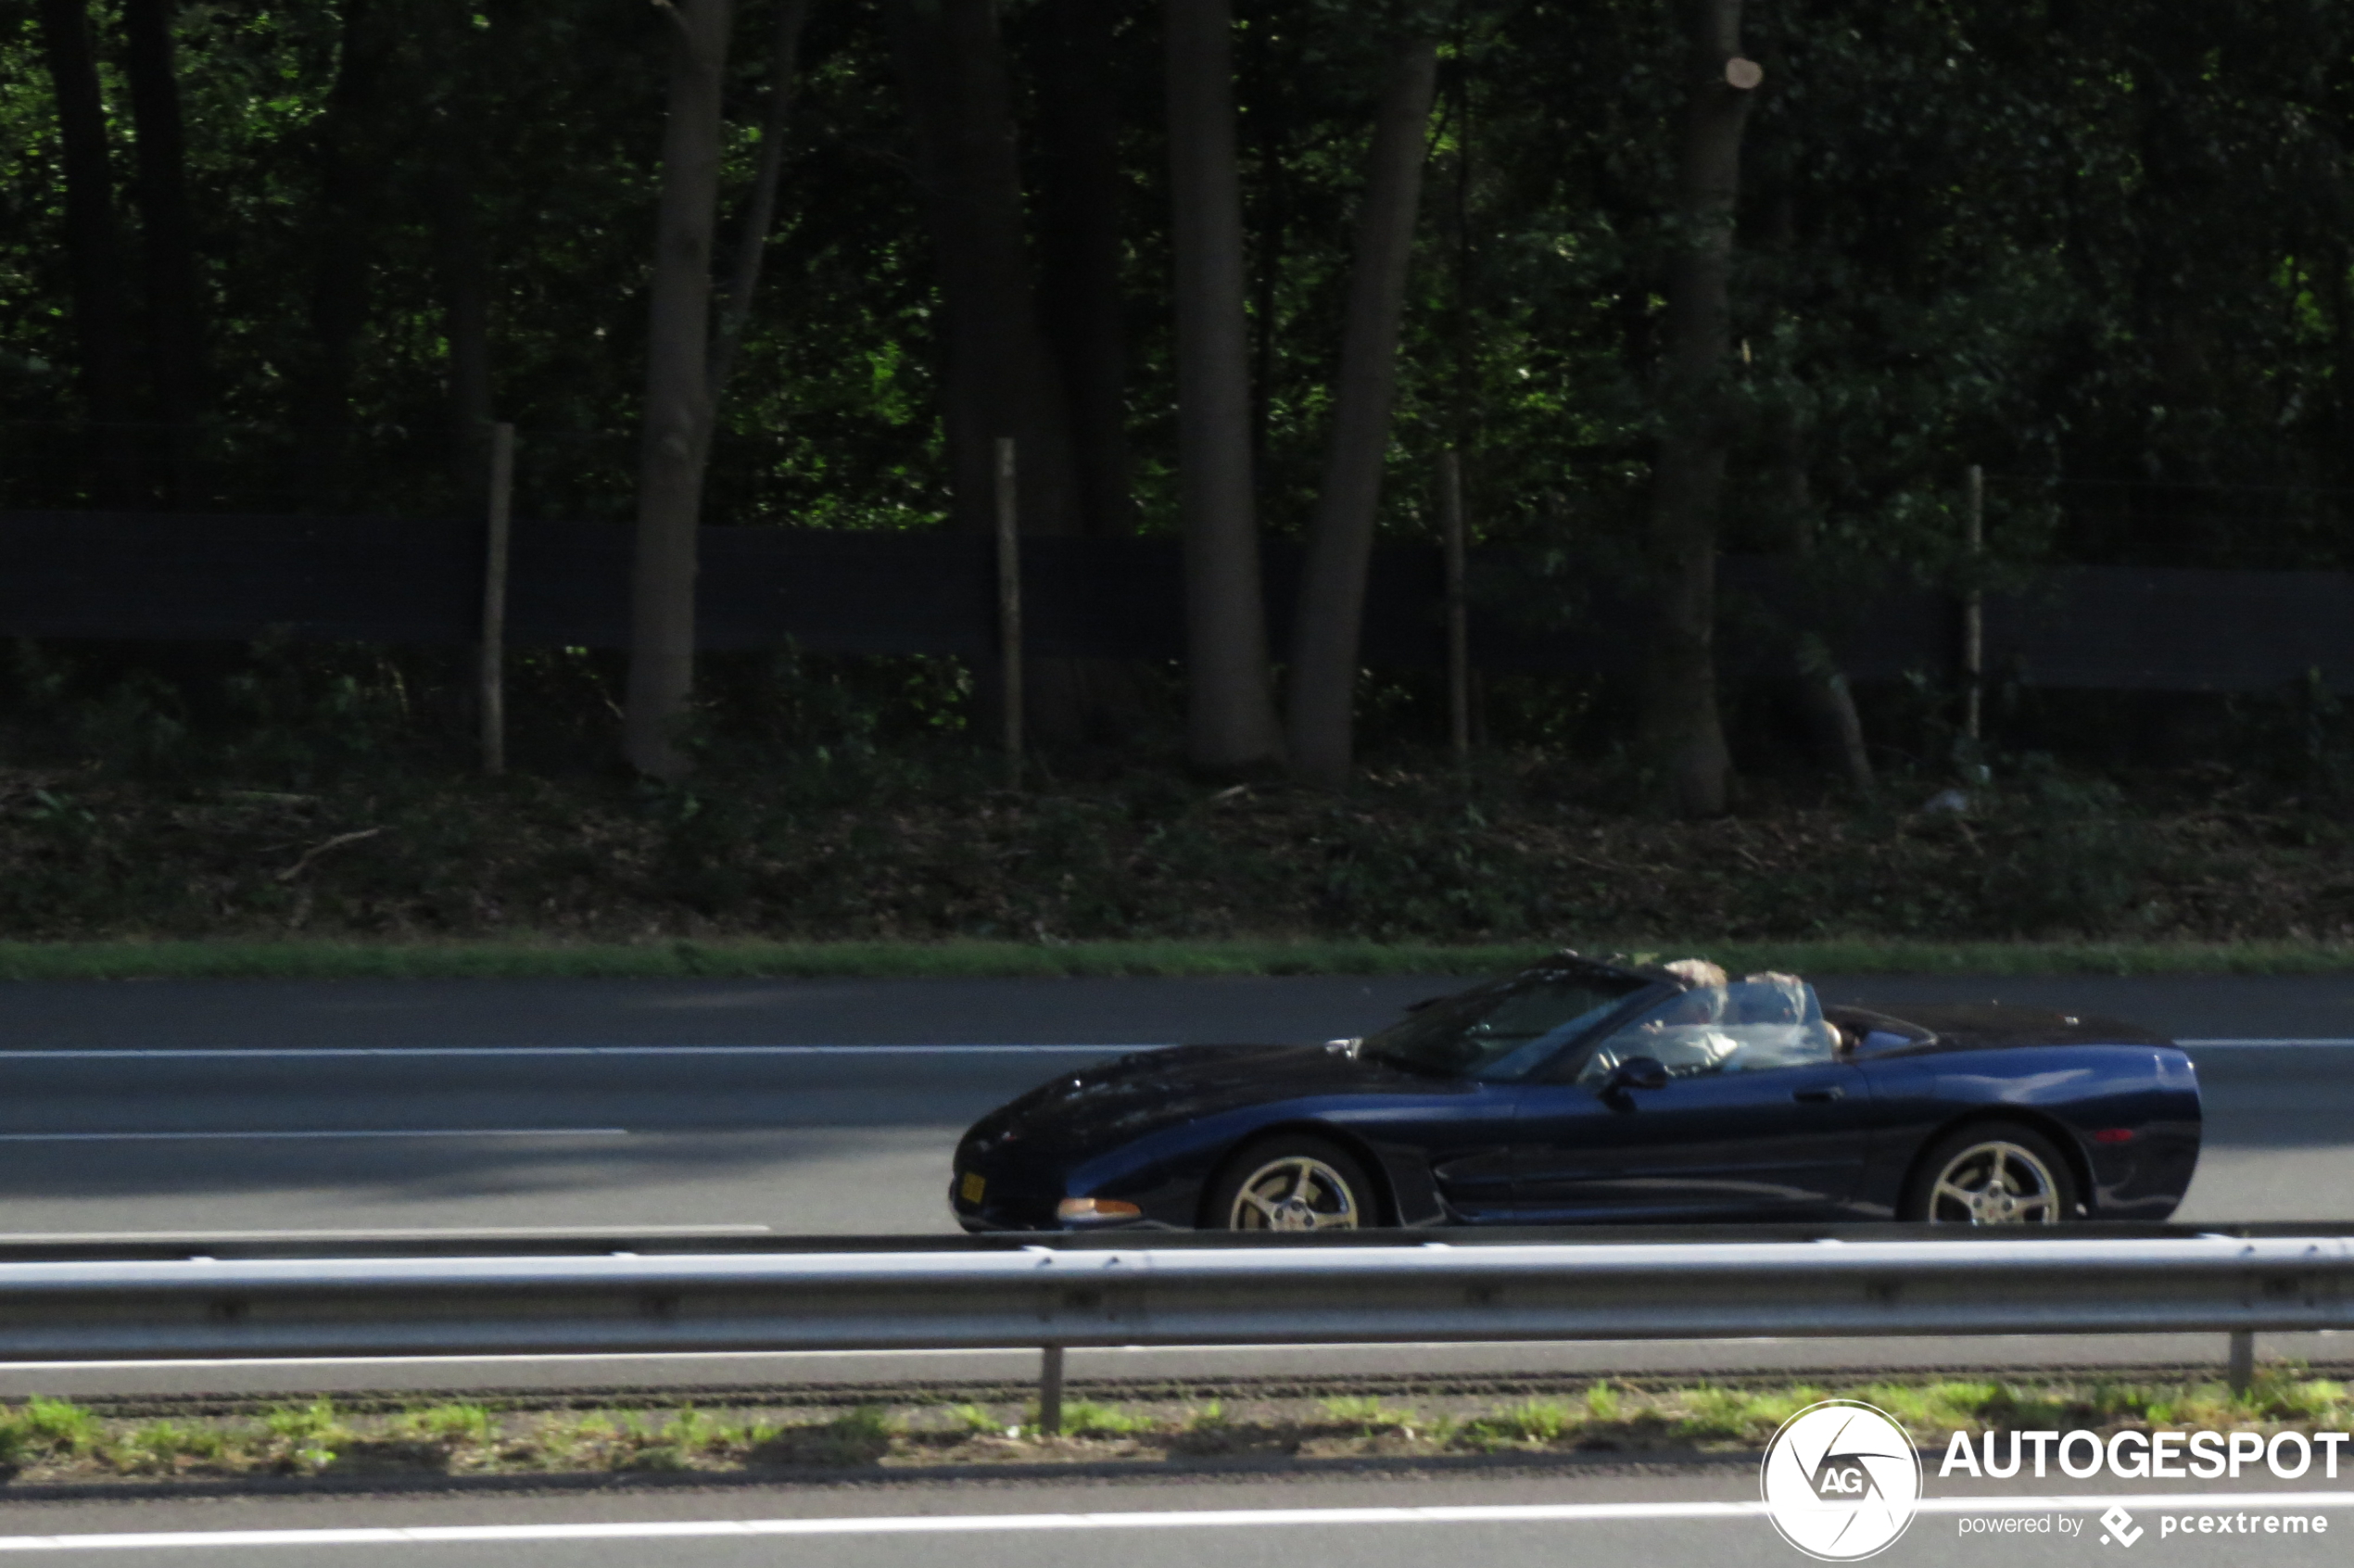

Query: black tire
1203,1134,1380,1232
1903,1121,2082,1224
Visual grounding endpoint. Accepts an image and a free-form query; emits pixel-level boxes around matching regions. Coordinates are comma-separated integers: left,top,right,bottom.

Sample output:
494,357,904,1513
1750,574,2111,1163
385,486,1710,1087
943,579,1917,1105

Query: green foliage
948,1402,1006,1435
1466,1398,1573,1445
816,1405,896,1461
120,1419,230,1472
2,0,2344,572
4,1377,2354,1480
1321,1395,1420,1433
260,1397,347,1473
399,1403,496,1448
4,0,2354,855
1677,1385,1826,1443
1050,1400,1156,1437
14,1397,100,1459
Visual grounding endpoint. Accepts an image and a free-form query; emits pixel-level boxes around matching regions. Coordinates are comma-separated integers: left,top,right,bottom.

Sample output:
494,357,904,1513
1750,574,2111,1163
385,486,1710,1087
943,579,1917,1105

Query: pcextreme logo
1760,1400,1925,1561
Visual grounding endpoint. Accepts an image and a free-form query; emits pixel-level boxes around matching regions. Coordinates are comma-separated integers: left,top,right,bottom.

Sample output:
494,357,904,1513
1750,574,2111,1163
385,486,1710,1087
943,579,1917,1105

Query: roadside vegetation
0,1372,2345,1487
9,686,2354,974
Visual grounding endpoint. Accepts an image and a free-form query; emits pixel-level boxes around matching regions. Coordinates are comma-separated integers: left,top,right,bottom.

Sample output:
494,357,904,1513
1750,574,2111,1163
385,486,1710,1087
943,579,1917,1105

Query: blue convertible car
950,954,2201,1232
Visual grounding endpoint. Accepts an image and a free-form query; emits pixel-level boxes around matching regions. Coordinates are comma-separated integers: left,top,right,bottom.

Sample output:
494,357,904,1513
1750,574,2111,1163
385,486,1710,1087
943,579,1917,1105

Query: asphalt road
0,972,2344,1239
0,1465,2344,1566
0,973,2346,1397
4,973,2354,1552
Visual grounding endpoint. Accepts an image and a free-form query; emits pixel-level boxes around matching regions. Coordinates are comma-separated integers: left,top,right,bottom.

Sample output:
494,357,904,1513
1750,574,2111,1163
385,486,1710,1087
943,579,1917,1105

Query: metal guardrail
0,1220,2343,1262
0,1232,2342,1426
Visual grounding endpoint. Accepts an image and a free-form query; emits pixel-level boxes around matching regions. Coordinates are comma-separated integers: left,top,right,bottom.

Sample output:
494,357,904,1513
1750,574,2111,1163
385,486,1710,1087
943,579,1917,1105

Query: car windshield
1361,970,1653,1081
1575,973,1841,1086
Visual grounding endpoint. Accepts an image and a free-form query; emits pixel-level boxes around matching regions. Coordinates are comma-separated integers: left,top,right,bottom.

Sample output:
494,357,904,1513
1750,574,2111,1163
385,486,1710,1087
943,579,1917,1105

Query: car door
1508,980,1876,1221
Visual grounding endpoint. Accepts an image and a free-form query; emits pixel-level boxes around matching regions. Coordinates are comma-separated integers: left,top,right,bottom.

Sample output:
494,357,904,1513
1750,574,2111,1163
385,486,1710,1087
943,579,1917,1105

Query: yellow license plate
960,1171,987,1205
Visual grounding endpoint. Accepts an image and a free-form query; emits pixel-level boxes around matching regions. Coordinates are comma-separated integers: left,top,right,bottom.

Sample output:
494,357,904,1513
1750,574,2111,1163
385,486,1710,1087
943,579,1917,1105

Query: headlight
1057,1197,1143,1222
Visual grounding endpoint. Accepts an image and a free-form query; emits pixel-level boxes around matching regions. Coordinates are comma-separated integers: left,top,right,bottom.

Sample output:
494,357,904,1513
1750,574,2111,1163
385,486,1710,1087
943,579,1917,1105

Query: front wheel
1204,1135,1378,1232
1904,1122,2080,1224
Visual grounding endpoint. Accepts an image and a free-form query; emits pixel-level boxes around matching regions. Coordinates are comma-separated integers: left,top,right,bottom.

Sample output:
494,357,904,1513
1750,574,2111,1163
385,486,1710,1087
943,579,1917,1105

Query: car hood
965,1043,1447,1154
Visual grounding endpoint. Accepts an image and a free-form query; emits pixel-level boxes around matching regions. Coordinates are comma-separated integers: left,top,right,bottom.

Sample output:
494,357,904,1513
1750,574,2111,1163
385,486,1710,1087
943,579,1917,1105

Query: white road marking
0,1225,769,1245
2180,1038,2354,1047
1,1492,2350,1550
0,1037,2338,1056
0,1044,1175,1060
0,1129,627,1142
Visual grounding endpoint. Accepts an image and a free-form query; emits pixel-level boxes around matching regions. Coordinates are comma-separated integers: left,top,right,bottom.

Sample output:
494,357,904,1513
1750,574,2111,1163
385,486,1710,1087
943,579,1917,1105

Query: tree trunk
1249,106,1285,476
623,0,734,781
1755,182,1871,795
427,151,493,506
1034,0,1133,537
1773,426,1873,794
119,0,206,500
34,0,140,497
1638,0,1756,818
889,0,1090,742
1165,0,1283,771
303,0,391,505
707,0,814,406
888,0,1084,544
2334,243,2354,496
1284,38,1440,788
415,0,494,509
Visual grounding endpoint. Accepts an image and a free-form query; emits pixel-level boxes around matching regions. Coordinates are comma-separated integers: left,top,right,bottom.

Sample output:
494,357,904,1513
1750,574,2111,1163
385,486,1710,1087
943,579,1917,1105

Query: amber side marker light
1057,1197,1143,1221
2092,1129,2137,1144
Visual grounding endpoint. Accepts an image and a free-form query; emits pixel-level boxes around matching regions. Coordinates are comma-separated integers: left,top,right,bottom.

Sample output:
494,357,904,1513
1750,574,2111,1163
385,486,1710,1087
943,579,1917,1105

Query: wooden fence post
479,422,515,778
1963,463,1984,745
994,436,1023,790
1439,449,1470,765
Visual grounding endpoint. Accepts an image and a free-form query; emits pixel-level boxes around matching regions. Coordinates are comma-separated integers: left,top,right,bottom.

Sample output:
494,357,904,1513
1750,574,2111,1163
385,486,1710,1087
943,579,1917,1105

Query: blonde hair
1661,958,1728,990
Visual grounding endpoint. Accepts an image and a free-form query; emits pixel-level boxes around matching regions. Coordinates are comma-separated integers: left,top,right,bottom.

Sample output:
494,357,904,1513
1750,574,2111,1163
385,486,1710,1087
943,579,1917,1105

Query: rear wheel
1205,1136,1378,1232
1904,1122,2080,1224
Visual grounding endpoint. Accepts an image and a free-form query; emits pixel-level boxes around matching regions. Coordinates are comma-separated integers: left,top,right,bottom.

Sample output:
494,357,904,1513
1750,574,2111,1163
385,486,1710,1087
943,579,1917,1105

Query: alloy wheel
1926,1139,2063,1224
1225,1156,1362,1232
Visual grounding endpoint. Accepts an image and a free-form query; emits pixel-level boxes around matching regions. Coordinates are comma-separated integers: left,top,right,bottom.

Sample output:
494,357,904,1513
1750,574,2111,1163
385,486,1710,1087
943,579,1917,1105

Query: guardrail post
2229,1329,2256,1393
1037,1343,1066,1436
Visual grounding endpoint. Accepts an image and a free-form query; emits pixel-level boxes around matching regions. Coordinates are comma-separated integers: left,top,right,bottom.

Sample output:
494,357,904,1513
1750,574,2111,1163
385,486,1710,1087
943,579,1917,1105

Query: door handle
1792,1086,1845,1103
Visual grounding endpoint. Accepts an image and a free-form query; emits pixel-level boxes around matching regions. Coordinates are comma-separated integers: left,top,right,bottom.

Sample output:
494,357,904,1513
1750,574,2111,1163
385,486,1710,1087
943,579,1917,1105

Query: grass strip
2,936,2353,983
0,1372,2344,1484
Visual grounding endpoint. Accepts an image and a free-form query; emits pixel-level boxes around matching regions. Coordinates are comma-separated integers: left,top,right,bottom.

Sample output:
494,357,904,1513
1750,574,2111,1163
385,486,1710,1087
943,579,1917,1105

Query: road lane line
2180,1038,2354,1047
0,1225,771,1245
0,1129,628,1142
0,1039,2340,1057
0,1044,1175,1059
4,1492,2352,1550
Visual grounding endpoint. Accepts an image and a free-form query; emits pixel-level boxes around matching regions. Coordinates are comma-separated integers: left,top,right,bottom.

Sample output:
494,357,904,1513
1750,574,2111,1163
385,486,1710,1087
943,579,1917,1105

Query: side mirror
1605,1056,1671,1094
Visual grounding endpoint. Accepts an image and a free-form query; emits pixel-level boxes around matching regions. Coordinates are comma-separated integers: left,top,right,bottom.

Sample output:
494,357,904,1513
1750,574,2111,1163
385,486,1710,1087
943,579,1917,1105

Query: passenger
1586,964,1839,1081
1717,972,1838,1070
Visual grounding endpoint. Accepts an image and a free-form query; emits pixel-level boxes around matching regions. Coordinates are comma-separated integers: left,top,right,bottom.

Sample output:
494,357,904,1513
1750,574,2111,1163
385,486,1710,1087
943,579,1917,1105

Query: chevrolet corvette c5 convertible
949,954,2200,1232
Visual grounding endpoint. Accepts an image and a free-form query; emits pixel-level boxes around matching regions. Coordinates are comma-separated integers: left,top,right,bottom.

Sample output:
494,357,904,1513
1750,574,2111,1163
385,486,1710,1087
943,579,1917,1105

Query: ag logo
1760,1399,1923,1561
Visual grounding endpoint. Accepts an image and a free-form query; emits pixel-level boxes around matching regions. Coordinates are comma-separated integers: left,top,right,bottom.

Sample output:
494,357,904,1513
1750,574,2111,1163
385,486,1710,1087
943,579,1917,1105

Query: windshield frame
1360,967,1670,1082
